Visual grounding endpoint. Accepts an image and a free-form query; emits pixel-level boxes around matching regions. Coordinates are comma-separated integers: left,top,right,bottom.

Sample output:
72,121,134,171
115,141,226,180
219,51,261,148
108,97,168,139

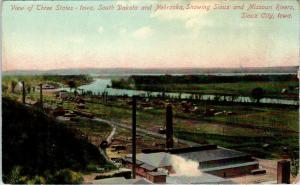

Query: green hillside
2,98,108,184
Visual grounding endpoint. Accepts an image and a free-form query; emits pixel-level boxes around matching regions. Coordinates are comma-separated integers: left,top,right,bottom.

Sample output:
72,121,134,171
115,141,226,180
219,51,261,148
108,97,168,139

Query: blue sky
2,0,299,70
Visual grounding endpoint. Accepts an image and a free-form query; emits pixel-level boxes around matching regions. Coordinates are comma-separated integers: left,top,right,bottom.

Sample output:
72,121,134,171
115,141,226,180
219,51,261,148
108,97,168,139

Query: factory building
123,152,174,177
123,145,260,179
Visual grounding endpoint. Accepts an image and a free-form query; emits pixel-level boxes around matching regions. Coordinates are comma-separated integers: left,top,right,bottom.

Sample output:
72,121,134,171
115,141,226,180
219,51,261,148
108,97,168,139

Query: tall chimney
132,96,137,179
39,84,43,109
277,160,290,184
22,81,26,104
166,104,174,148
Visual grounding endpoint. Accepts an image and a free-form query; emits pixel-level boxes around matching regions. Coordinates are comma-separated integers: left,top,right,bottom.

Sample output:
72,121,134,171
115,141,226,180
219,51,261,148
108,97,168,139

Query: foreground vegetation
2,98,111,184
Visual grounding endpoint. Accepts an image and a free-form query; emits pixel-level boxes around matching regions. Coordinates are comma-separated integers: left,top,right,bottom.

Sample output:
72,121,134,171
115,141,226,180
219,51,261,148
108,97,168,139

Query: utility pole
132,95,137,179
22,81,26,104
39,84,43,109
277,160,290,184
166,104,174,148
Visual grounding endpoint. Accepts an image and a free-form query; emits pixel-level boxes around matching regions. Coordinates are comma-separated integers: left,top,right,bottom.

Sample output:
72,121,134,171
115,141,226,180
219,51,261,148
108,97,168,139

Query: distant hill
3,66,299,76
2,98,107,182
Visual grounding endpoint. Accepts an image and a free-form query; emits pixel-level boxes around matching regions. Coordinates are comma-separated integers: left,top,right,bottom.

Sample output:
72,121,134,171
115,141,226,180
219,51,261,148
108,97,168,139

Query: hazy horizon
2,65,299,72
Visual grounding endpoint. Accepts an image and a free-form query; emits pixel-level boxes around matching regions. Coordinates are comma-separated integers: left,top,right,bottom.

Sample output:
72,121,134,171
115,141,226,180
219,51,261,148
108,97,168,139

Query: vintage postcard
1,0,299,184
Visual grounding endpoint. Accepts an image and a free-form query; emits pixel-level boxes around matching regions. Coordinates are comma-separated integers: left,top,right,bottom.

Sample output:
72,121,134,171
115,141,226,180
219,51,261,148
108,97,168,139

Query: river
66,78,298,106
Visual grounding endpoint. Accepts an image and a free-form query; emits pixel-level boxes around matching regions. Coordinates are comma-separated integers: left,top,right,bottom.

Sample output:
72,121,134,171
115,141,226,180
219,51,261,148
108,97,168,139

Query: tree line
131,74,298,85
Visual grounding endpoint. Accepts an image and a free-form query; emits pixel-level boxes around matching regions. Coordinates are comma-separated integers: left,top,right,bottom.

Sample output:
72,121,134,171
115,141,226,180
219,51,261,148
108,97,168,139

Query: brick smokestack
132,96,137,179
22,81,26,104
277,160,290,184
39,84,43,109
166,104,174,148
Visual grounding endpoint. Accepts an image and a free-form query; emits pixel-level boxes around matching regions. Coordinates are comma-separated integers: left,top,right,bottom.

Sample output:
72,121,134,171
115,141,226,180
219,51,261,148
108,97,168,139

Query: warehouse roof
127,152,172,168
201,161,258,172
140,163,157,171
177,147,249,163
126,148,250,169
123,157,144,165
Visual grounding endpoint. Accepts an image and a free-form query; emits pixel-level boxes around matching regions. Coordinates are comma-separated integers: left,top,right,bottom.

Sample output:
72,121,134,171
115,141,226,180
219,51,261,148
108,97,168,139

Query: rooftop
123,157,144,165
140,163,157,171
176,147,249,163
127,152,173,168
201,161,259,172
125,147,253,170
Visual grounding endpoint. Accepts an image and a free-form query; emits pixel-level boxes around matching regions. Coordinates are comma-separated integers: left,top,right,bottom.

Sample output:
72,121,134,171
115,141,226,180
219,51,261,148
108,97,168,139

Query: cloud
150,1,215,33
97,26,104,34
132,26,154,39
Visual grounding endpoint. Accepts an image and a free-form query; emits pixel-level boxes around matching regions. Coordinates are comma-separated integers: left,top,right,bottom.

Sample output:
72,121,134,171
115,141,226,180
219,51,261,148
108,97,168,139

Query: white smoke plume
170,155,202,176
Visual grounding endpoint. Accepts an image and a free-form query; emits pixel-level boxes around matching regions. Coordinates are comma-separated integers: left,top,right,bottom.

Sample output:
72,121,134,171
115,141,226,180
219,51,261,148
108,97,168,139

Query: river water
67,78,298,105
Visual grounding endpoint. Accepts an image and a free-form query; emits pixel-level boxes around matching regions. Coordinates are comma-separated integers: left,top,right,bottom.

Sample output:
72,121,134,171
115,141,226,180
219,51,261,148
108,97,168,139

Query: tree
5,166,22,184
26,84,31,94
50,169,83,184
67,81,77,91
251,87,265,103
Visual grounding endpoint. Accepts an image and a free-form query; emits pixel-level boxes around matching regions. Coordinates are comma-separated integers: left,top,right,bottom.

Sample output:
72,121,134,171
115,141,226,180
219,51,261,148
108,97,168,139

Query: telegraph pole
39,84,43,109
132,95,137,179
22,81,26,104
166,104,174,148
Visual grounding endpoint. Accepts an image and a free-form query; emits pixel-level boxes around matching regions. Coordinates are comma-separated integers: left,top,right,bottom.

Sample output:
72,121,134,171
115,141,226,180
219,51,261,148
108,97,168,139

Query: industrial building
119,103,265,184
123,144,260,179
123,152,174,177
173,145,259,178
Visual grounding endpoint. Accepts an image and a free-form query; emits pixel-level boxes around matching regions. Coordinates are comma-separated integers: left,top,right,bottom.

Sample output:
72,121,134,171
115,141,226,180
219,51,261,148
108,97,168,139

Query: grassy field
85,102,298,158
175,131,298,159
16,90,297,159
62,118,112,147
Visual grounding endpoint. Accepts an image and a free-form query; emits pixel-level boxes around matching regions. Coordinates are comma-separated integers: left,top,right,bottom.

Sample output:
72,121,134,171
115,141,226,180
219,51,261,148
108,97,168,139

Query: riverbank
110,74,299,100
74,78,299,106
